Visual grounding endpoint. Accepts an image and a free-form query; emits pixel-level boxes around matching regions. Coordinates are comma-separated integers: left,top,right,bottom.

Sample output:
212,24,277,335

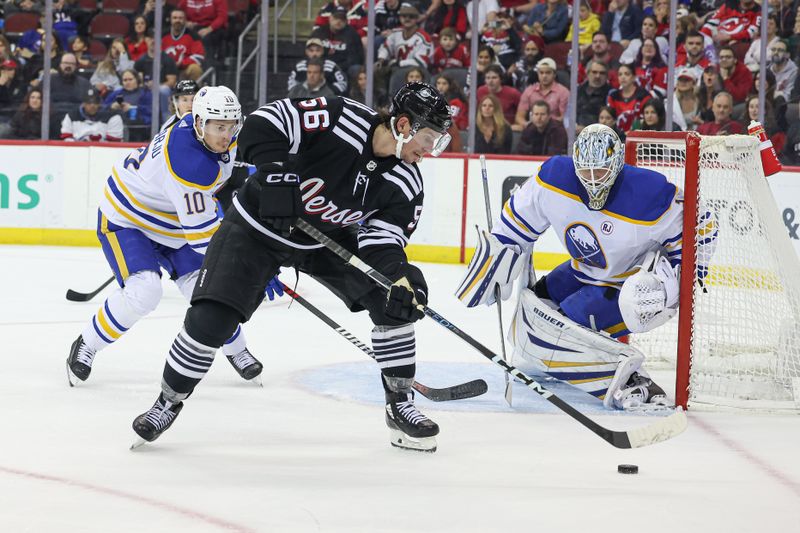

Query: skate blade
130,437,148,450
66,362,80,387
388,429,437,453
249,375,263,387
623,402,674,413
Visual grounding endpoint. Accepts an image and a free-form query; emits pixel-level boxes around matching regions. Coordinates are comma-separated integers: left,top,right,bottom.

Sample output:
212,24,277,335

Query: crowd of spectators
286,0,800,163
0,0,238,141
3,0,800,165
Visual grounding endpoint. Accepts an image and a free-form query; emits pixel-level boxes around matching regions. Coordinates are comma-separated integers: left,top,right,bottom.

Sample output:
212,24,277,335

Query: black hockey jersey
236,95,424,271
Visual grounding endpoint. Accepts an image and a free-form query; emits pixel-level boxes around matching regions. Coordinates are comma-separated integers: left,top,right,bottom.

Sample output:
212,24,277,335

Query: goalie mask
572,124,624,210
390,82,453,158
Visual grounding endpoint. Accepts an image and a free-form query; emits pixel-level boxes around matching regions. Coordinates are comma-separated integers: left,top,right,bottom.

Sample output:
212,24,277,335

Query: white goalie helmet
192,85,242,142
572,123,625,210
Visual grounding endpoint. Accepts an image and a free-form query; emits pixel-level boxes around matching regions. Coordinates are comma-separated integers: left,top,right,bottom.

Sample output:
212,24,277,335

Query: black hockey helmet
174,79,200,96
390,82,452,135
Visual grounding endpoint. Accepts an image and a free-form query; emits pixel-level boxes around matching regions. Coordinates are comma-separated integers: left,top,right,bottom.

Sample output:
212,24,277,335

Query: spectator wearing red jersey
515,57,569,130
717,44,753,103
431,27,470,73
435,73,469,130
426,0,468,40
700,0,761,45
606,63,651,133
162,8,205,80
178,0,228,63
314,0,368,37
476,65,520,125
126,15,150,62
697,92,744,135
633,37,668,98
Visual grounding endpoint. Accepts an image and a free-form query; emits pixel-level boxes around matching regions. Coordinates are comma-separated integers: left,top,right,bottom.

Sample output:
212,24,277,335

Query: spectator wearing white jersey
375,4,434,99
61,89,124,142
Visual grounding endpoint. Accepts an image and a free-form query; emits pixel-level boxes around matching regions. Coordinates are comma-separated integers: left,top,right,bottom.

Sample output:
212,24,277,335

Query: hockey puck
617,464,639,475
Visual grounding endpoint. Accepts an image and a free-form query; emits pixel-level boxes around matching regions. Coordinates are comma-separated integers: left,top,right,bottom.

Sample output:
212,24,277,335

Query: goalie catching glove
619,251,680,334
385,263,428,323
455,227,525,307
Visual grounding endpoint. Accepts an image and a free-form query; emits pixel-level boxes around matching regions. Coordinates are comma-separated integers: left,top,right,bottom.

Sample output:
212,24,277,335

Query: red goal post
624,130,800,411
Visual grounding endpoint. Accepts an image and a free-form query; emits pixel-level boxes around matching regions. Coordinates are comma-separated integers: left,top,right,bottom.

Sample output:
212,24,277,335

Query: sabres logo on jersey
565,223,607,269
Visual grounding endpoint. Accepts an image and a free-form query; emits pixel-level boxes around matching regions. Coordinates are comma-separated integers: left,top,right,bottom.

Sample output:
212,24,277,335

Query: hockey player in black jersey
132,83,453,452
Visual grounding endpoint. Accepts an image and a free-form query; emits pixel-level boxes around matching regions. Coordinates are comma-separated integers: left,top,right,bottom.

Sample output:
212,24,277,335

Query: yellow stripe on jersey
568,375,615,385
100,214,129,280
96,306,122,340
541,360,614,368
605,322,627,335
502,202,533,236
163,126,222,191
535,174,678,226
105,189,218,242
612,267,639,279
111,168,180,223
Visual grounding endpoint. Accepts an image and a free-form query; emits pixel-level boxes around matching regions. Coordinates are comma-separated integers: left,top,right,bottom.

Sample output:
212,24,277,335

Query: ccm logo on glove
264,173,300,184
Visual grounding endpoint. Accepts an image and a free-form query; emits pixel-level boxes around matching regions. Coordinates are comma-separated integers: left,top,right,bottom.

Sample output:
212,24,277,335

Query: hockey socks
371,324,416,372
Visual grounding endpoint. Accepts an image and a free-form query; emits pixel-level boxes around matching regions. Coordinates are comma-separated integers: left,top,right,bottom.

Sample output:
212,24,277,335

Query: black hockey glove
257,166,303,237
385,263,428,323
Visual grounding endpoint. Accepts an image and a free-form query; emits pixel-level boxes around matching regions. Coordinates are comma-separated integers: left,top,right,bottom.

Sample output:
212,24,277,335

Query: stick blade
413,379,488,402
65,289,93,302
618,407,689,449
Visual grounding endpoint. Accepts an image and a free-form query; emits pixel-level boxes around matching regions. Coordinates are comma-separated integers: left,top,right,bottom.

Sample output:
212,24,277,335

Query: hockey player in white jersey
66,86,277,386
456,124,716,410
161,79,199,131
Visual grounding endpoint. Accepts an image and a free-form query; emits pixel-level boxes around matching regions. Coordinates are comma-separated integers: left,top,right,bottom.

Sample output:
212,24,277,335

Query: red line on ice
0,465,256,532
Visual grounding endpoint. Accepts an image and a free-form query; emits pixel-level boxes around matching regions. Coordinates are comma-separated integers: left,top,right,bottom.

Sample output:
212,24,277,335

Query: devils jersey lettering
493,156,689,287
99,115,236,253
236,96,424,267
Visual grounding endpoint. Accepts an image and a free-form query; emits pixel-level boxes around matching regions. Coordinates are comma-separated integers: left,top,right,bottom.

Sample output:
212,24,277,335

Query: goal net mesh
628,134,800,410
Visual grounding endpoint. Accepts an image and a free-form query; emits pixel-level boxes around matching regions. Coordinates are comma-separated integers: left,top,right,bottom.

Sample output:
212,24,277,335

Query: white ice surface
1,245,798,532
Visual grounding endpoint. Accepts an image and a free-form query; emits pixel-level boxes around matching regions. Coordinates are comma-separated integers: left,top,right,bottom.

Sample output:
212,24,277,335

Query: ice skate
66,335,96,386
225,348,263,385
130,393,184,449
612,371,671,412
385,389,439,453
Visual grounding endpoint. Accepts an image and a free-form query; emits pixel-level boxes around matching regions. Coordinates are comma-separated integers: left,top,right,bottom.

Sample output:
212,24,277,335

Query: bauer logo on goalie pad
565,223,607,269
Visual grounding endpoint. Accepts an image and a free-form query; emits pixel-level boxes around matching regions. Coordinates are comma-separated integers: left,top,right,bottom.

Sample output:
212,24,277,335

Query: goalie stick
295,218,688,449
65,276,115,302
479,155,512,407
279,282,488,402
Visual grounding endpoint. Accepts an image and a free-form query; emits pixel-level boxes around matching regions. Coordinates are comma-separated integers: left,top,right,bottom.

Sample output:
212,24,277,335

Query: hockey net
625,131,800,410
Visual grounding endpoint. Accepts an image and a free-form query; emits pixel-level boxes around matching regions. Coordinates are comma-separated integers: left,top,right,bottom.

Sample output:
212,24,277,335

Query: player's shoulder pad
381,160,423,201
604,164,677,223
534,156,584,197
163,117,223,190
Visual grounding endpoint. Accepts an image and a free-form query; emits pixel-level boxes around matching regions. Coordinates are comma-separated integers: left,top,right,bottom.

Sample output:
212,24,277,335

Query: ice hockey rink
1,244,798,532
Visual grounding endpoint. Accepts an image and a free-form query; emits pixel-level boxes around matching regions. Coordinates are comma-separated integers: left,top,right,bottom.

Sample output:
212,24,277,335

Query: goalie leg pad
456,227,524,307
510,289,644,405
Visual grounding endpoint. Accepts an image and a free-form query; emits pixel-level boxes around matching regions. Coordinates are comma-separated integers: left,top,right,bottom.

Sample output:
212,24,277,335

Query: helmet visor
414,128,451,157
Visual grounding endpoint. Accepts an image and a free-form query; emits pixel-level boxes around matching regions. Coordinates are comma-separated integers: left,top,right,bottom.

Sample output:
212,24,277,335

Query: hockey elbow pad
455,227,524,307
256,165,303,236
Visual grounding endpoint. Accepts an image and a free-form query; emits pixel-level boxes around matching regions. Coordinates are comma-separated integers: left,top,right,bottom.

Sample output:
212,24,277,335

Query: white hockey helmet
572,123,624,210
192,85,242,144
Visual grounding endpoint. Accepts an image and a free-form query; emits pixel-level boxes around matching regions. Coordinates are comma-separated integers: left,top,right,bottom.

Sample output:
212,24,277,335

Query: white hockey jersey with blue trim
494,156,690,286
99,115,237,253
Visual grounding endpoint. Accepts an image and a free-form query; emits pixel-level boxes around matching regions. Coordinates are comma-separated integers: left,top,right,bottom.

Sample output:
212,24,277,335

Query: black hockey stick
65,276,115,302
295,218,688,449
279,282,488,402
